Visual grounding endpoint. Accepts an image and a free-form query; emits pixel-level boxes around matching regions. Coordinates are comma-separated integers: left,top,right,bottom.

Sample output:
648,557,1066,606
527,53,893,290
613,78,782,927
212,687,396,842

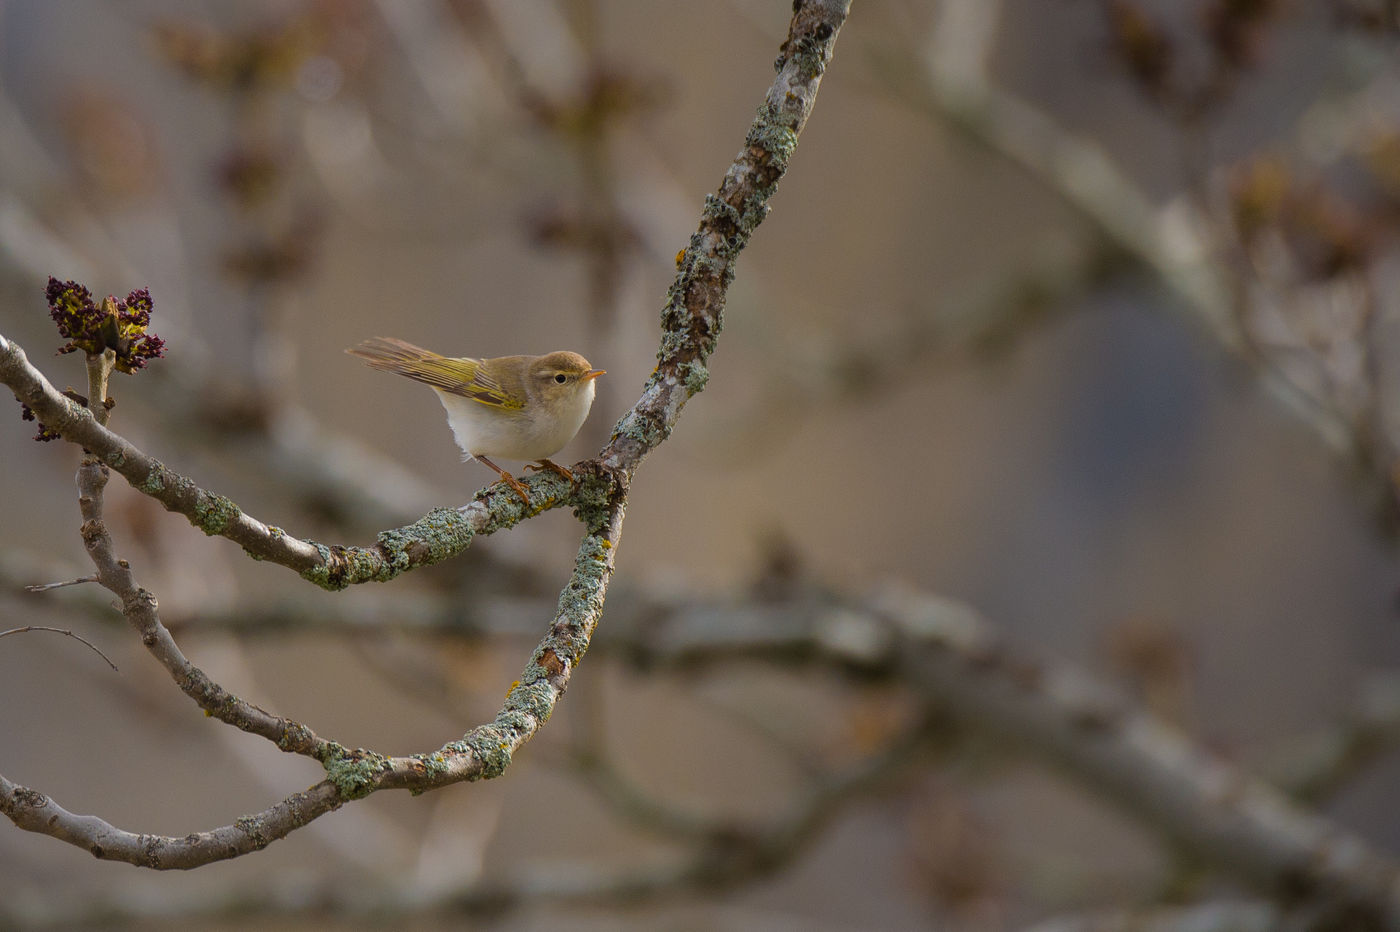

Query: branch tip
0,625,118,671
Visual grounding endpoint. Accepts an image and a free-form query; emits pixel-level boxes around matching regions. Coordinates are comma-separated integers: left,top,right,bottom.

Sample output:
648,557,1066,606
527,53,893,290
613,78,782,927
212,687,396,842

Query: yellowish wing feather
347,337,523,409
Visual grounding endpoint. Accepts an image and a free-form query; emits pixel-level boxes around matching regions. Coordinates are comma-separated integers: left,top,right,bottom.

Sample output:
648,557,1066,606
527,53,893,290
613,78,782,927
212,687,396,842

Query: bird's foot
477,455,532,504
527,459,575,483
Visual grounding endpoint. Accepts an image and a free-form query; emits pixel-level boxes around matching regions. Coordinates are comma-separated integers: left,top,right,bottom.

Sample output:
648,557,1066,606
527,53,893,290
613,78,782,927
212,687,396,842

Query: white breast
434,379,596,462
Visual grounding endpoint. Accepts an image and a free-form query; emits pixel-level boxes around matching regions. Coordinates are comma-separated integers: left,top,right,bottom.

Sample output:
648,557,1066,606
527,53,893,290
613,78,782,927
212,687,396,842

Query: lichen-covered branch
2,701,931,918
0,331,578,589
16,572,1400,918
0,482,623,869
600,0,849,475
0,774,344,870
74,456,331,755
109,570,1400,918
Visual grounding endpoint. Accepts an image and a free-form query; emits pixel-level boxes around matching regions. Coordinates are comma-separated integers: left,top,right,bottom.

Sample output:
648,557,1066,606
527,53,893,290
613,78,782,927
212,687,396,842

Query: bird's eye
555,373,567,384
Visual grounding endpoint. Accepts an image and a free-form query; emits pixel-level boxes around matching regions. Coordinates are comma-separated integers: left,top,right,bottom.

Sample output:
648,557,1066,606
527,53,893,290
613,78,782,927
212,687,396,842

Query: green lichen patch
275,722,317,753
139,463,168,494
459,727,513,781
415,751,450,779
568,469,617,532
677,359,710,396
609,407,671,455
503,678,556,724
375,506,474,573
319,745,391,800
404,750,453,795
702,193,744,231
548,533,613,656
233,814,270,848
783,31,831,80
657,328,694,365
193,491,241,535
301,507,480,590
747,103,800,160
494,708,537,739
299,543,370,591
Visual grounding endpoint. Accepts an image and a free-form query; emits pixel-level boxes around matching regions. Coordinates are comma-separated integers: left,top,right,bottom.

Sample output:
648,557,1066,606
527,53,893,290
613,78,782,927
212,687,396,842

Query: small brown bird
348,337,604,503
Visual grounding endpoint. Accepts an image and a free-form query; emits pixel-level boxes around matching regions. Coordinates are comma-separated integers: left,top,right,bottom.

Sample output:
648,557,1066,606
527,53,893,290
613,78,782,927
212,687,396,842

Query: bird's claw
527,459,576,483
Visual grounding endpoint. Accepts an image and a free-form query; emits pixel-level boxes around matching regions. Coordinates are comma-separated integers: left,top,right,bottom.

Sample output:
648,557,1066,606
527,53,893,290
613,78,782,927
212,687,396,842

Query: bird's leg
476,455,531,504
526,459,575,482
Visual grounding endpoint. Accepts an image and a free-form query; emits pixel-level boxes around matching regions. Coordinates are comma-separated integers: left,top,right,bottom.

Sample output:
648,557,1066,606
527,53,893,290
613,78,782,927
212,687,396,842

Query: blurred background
2,0,1400,928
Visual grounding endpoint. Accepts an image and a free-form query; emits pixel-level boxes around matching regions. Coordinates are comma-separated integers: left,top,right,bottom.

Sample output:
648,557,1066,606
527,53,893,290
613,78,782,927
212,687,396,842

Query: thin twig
24,575,98,592
0,625,117,671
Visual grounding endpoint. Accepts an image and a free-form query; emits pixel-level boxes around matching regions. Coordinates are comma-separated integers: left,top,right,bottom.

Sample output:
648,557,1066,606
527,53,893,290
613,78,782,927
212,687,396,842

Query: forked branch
0,0,853,869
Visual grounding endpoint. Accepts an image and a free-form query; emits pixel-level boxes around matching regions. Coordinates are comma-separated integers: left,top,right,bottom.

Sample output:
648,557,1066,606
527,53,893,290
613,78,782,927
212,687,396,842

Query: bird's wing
347,337,524,410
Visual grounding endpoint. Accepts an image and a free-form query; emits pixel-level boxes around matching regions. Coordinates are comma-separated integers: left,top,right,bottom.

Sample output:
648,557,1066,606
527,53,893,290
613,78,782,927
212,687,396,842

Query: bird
347,336,604,503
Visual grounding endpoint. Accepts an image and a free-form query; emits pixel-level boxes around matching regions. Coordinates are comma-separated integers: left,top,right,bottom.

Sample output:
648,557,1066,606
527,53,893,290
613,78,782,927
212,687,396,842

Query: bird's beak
583,369,605,381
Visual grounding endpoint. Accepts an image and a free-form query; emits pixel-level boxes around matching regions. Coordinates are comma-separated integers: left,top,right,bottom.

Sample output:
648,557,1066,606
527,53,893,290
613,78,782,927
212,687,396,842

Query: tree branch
0,773,344,869
643,584,1400,926
0,333,562,589
598,0,849,476
74,455,332,756
0,0,854,869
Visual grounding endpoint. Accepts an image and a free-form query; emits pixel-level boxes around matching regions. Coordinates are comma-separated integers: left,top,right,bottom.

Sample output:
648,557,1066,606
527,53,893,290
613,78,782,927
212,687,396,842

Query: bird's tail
346,337,480,394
